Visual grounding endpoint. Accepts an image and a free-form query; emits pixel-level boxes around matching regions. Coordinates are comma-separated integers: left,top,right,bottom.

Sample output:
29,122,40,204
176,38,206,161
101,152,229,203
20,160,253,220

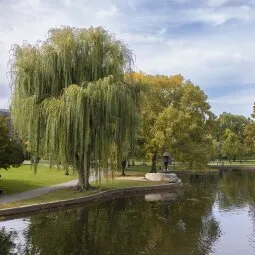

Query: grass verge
0,165,77,195
0,178,163,209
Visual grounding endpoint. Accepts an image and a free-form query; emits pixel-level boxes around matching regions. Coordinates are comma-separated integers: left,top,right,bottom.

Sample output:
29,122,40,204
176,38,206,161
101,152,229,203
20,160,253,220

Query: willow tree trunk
150,152,157,173
10,27,139,193
116,139,122,172
64,165,69,175
85,149,91,190
76,154,85,190
77,165,85,190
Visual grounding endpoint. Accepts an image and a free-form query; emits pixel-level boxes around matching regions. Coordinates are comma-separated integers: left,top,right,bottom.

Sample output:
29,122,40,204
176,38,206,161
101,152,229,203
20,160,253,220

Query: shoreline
0,180,181,219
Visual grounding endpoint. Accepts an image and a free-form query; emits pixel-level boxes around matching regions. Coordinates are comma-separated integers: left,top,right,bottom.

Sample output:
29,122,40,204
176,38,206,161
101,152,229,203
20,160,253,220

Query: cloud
183,5,254,26
210,88,255,117
96,5,120,19
207,0,230,7
129,32,255,90
0,0,254,116
0,97,9,109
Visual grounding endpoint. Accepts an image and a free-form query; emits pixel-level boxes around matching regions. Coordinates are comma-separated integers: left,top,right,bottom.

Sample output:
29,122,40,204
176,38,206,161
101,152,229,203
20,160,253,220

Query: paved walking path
0,170,101,204
0,179,79,204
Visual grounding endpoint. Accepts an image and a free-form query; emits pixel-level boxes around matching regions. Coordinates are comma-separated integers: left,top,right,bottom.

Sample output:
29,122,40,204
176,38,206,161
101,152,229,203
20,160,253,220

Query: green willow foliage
10,27,139,190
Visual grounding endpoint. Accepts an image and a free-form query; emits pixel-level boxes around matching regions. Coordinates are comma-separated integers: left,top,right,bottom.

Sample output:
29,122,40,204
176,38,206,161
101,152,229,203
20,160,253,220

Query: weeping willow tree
10,26,139,190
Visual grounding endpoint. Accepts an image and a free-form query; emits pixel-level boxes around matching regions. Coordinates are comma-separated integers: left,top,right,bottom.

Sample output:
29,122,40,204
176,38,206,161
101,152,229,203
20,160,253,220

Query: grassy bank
0,165,77,195
0,164,149,195
0,178,163,209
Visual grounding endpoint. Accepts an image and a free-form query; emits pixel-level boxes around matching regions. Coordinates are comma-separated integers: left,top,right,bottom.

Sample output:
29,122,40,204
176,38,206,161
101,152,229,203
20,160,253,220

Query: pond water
1,170,255,255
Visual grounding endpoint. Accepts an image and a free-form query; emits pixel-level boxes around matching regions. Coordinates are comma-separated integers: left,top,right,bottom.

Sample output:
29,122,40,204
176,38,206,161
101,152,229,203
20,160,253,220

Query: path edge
0,180,181,218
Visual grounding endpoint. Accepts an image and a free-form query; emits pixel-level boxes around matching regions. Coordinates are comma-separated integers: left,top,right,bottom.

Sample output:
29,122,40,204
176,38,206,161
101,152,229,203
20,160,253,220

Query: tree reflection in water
0,227,18,255
11,182,221,255
6,170,255,254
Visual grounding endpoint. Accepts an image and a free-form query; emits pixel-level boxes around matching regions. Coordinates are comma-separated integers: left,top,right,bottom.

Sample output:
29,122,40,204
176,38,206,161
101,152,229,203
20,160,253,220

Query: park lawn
0,178,164,209
0,164,150,196
119,165,151,176
0,165,77,195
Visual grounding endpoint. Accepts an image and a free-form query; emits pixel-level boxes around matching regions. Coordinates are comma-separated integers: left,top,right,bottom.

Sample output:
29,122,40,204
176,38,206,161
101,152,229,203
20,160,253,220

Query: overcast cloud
0,0,254,116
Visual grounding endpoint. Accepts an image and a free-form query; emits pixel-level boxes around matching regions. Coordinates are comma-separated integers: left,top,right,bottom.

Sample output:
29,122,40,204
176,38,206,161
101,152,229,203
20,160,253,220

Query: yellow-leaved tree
129,72,214,171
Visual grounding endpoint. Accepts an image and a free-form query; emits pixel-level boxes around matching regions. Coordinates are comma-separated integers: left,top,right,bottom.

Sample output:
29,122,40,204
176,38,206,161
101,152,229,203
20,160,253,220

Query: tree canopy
10,26,139,189
243,105,255,157
221,128,243,161
154,83,214,169
215,113,251,140
0,115,24,170
244,123,255,157
130,72,215,170
212,113,253,161
252,103,255,119
130,72,184,171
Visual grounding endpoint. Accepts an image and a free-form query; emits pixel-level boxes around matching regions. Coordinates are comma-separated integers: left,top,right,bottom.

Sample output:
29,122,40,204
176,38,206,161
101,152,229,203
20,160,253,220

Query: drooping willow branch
10,26,140,190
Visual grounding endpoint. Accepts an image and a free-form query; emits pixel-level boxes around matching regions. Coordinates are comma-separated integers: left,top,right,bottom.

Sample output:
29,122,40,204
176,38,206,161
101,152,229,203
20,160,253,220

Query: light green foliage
244,104,255,157
0,116,24,170
210,139,221,161
10,27,139,190
154,84,214,169
216,113,251,140
221,129,243,161
252,103,255,119
130,73,215,170
215,113,253,160
130,72,184,170
244,123,255,157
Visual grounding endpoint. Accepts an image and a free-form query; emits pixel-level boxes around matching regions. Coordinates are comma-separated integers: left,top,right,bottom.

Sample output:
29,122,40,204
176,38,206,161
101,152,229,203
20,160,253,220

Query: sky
0,0,254,117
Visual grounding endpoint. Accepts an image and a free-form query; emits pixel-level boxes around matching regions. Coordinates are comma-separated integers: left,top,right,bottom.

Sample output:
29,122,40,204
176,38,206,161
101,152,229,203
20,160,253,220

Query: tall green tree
251,103,255,119
130,72,184,171
214,113,252,161
131,73,215,170
0,115,24,170
154,83,214,169
244,123,255,157
215,113,251,140
244,105,255,157
10,27,139,190
221,128,243,161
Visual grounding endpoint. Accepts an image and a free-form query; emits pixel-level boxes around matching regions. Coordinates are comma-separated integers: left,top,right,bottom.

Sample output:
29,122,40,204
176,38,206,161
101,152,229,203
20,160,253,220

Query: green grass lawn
0,164,150,196
0,161,216,210
0,178,164,209
121,165,151,175
0,165,77,195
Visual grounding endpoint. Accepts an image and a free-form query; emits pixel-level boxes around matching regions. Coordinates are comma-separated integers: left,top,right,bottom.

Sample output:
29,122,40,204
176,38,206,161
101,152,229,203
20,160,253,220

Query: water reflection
1,171,255,254
0,227,17,254
144,192,179,202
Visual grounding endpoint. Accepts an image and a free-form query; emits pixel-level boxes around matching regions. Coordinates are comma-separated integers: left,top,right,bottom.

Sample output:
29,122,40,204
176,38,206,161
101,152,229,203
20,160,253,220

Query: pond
1,170,255,255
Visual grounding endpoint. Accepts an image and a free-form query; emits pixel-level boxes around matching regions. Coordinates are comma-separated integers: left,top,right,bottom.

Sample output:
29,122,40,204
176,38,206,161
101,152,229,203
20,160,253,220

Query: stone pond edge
0,180,182,217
